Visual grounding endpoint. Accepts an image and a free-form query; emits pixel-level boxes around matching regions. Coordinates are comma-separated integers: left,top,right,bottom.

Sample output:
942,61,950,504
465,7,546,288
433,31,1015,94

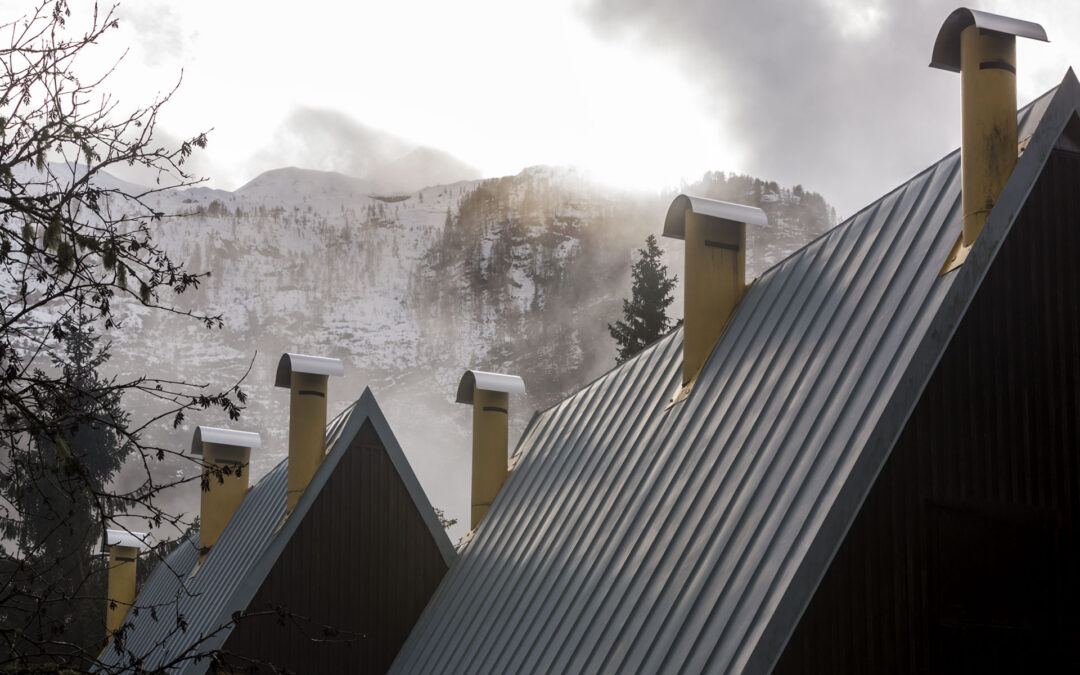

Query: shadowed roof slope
391,73,1077,674
96,388,455,674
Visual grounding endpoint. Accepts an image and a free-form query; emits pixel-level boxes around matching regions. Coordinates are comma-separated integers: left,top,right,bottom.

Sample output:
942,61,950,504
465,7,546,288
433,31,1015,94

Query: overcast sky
5,0,1080,216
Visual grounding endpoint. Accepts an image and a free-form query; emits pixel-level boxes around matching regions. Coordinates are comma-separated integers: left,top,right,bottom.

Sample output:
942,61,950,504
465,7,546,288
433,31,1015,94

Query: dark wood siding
774,150,1080,674
219,420,449,674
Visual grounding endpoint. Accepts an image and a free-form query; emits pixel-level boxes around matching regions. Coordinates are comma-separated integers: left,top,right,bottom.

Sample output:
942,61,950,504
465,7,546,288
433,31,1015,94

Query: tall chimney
456,369,525,529
663,195,768,403
931,9,1047,273
191,426,261,561
275,353,344,513
104,529,147,638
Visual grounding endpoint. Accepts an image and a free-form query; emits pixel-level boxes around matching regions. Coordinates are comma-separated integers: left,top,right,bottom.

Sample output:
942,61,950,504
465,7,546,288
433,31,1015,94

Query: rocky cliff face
112,166,834,538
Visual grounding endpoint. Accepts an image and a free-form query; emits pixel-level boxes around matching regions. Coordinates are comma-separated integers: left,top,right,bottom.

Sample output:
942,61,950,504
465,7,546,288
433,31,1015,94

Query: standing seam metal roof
96,388,455,674
391,75,1072,674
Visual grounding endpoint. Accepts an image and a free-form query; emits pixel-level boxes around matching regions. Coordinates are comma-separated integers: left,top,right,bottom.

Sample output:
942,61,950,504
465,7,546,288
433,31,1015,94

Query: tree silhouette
2,313,132,661
608,234,677,363
0,2,247,670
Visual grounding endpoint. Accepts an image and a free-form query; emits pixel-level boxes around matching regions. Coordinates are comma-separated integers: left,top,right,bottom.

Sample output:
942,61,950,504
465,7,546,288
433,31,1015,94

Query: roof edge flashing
456,369,526,404
663,194,768,240
930,8,1047,72
190,426,262,455
274,353,345,388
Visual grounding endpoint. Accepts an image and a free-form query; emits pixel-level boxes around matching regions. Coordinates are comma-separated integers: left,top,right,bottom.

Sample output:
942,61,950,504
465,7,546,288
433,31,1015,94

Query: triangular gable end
187,387,455,674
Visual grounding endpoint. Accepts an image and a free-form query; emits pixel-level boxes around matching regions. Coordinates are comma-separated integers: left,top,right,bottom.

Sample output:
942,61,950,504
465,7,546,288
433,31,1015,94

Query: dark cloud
247,108,481,192
580,0,1007,216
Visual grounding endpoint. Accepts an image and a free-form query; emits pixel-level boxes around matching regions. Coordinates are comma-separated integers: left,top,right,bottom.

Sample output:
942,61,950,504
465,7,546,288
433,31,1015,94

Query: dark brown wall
219,420,450,674
774,150,1080,674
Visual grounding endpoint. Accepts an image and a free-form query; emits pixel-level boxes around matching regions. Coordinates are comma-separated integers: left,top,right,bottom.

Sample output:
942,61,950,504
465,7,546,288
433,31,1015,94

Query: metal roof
930,8,1048,72
391,75,1075,674
663,194,769,239
455,370,527,404
188,426,261,455
274,352,345,388
104,530,149,550
96,388,455,674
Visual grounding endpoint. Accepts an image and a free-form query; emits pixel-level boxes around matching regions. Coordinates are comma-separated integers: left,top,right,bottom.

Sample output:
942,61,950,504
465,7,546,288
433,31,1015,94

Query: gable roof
98,388,455,674
391,71,1080,674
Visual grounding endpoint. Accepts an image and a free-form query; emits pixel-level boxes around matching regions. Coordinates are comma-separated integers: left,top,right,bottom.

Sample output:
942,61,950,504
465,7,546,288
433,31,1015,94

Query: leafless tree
0,2,248,670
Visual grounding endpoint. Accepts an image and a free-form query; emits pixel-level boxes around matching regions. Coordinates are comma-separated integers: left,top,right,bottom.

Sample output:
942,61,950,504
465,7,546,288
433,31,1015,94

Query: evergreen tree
2,313,133,660
608,234,678,363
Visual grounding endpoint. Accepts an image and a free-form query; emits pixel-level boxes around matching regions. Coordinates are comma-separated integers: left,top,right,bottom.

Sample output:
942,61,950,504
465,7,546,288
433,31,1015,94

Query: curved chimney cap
275,353,345,388
190,426,262,455
105,529,149,550
663,195,768,240
456,369,526,404
930,8,1047,72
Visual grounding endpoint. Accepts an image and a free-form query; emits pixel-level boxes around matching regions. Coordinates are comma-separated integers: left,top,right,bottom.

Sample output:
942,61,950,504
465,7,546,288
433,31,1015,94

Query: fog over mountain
245,108,482,193
104,164,835,540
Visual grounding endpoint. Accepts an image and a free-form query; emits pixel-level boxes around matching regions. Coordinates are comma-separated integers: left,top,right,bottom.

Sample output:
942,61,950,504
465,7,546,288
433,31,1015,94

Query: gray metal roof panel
930,8,1048,72
97,388,455,673
391,79,1070,674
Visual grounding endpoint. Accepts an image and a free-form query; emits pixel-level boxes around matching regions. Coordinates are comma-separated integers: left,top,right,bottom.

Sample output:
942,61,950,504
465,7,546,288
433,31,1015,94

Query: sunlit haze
4,0,737,193
3,0,1080,212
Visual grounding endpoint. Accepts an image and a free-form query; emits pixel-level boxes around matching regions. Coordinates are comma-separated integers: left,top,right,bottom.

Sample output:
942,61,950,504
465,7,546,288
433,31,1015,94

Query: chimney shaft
663,195,767,402
683,211,746,387
275,353,344,513
456,370,525,529
960,24,1017,248
930,9,1047,273
104,530,146,638
191,427,260,561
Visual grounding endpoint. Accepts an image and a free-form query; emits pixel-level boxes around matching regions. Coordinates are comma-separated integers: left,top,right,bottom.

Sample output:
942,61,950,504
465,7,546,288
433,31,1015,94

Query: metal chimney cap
275,353,345,388
190,426,262,455
930,8,1047,72
105,529,149,550
456,370,526,404
663,194,768,240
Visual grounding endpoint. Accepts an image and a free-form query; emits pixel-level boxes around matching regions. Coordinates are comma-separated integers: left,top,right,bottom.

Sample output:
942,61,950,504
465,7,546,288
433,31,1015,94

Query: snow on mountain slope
97,166,834,541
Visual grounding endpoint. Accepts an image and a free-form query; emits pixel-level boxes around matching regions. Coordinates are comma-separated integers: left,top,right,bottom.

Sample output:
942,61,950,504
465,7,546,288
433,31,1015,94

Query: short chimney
104,529,148,638
456,370,525,529
275,353,344,513
931,8,1047,272
663,195,768,403
191,426,261,561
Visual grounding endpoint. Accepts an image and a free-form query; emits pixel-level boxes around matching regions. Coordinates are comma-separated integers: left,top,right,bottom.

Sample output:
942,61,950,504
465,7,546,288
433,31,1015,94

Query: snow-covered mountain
109,166,835,539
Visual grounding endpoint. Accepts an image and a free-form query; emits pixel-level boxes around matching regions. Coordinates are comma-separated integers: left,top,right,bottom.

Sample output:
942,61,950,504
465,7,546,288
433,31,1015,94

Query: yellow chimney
275,353,344,513
456,370,526,529
104,529,147,638
191,426,261,562
931,9,1047,273
663,195,768,404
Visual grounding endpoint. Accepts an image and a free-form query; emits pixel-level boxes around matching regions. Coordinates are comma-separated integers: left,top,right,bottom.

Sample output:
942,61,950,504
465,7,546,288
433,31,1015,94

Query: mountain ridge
95,163,835,541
